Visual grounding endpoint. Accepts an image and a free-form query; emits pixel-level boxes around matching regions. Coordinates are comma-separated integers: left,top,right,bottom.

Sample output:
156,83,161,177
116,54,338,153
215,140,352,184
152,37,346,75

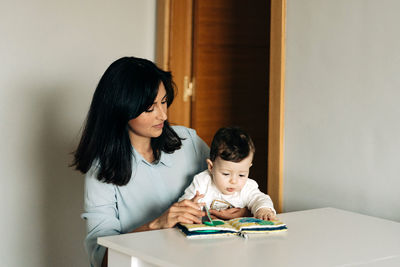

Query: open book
177,217,287,239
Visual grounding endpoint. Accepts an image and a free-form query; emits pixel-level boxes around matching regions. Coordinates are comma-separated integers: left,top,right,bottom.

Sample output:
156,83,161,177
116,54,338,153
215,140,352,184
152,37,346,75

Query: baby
179,127,277,221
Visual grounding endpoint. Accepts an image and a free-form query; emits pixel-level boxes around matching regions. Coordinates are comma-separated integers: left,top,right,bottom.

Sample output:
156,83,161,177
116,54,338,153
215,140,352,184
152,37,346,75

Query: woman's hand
209,207,251,220
149,192,205,229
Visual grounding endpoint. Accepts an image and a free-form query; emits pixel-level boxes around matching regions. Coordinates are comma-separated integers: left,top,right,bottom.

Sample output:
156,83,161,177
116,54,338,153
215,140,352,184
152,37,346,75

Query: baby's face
207,153,253,195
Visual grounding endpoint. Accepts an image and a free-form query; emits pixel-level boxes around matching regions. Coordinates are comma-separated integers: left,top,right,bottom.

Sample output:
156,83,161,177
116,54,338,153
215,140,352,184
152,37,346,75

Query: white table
98,208,400,267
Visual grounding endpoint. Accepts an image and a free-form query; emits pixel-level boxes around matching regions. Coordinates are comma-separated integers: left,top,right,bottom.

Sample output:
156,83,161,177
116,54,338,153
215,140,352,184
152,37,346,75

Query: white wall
0,1,156,266
284,0,400,222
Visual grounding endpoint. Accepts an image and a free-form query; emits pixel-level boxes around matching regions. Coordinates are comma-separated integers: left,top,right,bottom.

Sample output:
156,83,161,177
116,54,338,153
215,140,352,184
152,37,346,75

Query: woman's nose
157,105,167,120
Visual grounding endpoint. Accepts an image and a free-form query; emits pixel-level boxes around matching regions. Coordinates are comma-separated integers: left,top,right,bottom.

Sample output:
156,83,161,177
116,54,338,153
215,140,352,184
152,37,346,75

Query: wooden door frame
268,0,286,213
155,0,286,213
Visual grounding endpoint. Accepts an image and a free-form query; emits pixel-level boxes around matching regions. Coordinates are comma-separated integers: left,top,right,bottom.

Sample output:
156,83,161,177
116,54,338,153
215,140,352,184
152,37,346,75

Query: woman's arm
101,196,205,267
83,170,121,267
136,194,205,231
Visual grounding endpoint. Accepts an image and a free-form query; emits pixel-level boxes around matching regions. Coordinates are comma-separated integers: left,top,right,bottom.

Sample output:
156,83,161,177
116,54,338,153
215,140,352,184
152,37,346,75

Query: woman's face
128,83,168,144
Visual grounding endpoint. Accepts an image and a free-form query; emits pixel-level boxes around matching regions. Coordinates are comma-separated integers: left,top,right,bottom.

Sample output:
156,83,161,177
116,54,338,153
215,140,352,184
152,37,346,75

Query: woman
72,57,246,267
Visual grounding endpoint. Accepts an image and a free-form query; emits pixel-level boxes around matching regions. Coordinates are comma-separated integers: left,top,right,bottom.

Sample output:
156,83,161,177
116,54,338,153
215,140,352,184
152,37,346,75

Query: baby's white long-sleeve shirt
179,170,275,215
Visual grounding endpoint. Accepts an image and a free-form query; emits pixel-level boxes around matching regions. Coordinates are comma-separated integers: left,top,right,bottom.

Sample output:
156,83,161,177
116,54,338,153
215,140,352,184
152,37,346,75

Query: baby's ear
206,159,213,172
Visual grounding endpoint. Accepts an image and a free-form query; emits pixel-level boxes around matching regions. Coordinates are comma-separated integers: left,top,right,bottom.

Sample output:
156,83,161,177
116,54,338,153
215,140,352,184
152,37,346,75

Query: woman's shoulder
170,125,209,168
84,165,117,207
171,125,198,139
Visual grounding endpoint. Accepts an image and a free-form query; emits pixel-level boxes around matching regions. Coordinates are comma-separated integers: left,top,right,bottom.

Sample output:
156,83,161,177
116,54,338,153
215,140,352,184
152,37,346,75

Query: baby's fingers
267,212,277,221
191,191,205,203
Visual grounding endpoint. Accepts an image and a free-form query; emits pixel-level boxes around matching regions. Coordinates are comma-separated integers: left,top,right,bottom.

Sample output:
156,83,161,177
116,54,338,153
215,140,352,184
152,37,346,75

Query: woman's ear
206,159,213,172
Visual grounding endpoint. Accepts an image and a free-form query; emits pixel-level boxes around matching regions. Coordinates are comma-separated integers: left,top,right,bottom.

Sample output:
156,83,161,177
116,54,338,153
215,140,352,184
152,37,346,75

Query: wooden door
191,0,270,194
156,0,285,212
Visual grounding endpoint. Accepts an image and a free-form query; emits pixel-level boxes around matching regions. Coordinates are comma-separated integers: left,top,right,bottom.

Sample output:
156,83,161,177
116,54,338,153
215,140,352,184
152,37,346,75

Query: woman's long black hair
72,57,182,186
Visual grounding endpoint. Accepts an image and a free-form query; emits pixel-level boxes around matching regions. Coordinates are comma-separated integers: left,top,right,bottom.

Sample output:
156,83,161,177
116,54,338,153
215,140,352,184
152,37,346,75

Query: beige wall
0,1,156,266
284,0,400,221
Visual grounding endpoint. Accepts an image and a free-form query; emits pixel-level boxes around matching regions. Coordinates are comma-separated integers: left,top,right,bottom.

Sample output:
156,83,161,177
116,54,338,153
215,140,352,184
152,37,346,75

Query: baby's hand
255,208,277,221
191,191,205,207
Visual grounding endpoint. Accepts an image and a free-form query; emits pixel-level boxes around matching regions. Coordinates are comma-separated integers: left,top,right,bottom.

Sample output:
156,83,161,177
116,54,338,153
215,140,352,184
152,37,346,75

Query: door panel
192,0,270,192
166,0,193,127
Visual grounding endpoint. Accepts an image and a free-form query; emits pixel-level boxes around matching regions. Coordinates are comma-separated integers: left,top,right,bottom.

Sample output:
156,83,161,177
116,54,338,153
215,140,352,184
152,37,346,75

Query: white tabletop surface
98,207,400,267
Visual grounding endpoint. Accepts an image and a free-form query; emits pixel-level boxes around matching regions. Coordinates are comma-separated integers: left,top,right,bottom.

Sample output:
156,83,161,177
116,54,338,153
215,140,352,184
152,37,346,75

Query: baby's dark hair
209,127,255,162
